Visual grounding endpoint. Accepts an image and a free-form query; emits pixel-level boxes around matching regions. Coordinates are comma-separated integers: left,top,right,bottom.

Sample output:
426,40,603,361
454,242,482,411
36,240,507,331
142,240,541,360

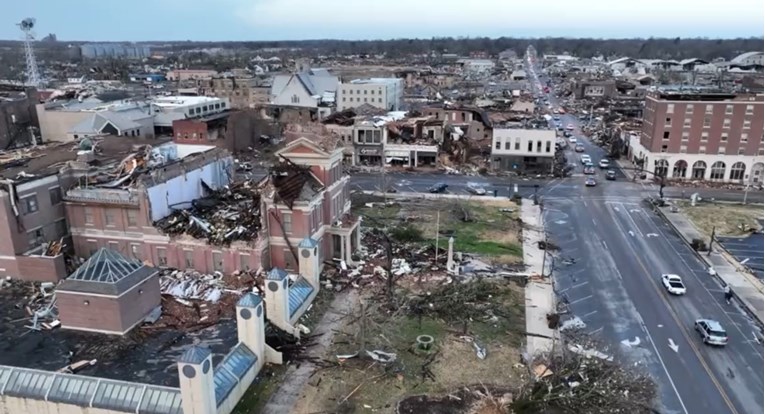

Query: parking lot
718,232,764,279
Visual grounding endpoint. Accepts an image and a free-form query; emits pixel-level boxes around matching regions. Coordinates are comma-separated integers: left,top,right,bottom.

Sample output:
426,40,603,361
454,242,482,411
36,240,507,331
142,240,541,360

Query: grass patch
291,280,527,414
676,200,763,236
354,197,523,264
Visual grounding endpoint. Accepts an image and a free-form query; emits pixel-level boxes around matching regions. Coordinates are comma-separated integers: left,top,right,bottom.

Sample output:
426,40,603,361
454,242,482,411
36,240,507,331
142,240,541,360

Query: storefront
384,144,438,168
356,146,383,166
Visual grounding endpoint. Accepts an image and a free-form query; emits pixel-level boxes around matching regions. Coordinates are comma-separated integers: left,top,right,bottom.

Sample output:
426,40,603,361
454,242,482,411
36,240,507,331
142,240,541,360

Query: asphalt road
533,67,764,414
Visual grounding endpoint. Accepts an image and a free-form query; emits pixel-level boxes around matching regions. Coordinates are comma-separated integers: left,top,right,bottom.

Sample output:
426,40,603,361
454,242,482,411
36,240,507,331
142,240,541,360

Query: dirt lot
356,196,523,265
676,200,763,236
291,279,527,414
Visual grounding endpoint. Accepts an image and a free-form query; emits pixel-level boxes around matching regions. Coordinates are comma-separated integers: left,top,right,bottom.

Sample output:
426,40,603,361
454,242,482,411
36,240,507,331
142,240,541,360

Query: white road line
568,294,593,305
643,324,690,414
589,327,604,335
581,310,598,319
619,202,645,237
559,281,589,294
408,186,417,193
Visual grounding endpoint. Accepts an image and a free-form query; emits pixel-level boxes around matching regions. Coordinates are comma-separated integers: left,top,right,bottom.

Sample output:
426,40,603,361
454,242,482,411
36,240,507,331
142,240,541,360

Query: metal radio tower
18,18,42,88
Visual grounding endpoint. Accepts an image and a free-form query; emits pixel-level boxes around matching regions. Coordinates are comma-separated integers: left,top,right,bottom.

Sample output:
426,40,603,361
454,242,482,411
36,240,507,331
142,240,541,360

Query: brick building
628,91,764,183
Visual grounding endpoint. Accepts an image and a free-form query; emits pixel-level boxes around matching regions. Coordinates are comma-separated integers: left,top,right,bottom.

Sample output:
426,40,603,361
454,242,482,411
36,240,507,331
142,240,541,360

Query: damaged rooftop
0,280,238,387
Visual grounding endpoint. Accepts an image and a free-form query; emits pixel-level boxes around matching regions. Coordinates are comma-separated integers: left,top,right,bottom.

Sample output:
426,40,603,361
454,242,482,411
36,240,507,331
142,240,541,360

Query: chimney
177,347,216,414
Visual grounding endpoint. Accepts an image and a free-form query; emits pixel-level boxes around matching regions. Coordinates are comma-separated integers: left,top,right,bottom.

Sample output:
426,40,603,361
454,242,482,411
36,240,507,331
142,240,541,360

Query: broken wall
146,156,233,222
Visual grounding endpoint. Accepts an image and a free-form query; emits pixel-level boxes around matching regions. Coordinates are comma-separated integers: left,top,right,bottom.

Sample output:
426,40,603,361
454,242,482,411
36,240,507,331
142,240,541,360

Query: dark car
429,183,448,193
605,170,617,180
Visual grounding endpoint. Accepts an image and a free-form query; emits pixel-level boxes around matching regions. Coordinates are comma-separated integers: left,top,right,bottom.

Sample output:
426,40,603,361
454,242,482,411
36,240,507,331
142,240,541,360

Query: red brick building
629,91,764,183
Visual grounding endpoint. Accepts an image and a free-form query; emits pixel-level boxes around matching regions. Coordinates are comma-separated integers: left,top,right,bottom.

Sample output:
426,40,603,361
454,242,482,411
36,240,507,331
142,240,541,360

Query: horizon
0,0,762,42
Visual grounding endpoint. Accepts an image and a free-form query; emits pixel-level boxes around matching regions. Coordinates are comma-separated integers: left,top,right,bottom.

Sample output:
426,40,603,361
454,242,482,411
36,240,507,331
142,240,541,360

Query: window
699,146,706,154
370,90,374,95
738,148,747,155
685,105,693,114
28,227,44,248
130,243,141,260
291,95,300,104
537,141,542,153
661,145,668,153
364,90,367,94
505,141,510,150
49,187,62,205
666,104,674,113
515,138,521,150
723,119,731,129
212,252,223,272
104,209,115,226
528,141,533,152
84,207,94,224
746,105,754,115
710,162,726,180
725,105,733,114
184,250,194,269
282,212,292,234
683,118,691,128
718,146,726,155
378,98,382,103
703,117,711,128
665,117,672,125
701,132,708,141
364,98,367,103
240,254,250,271
741,133,749,143
719,132,728,142
743,120,751,129
545,141,552,153
349,89,353,94
342,97,346,102
356,97,360,102
705,104,713,114
682,131,689,140
24,195,38,214
157,248,167,266
126,210,138,227
663,131,670,139
680,145,687,153
54,219,67,238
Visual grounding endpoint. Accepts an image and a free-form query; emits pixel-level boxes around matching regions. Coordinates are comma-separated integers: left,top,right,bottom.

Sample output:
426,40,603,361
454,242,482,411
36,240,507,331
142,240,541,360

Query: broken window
741,133,749,142
84,207,94,224
721,133,728,142
744,120,751,129
703,117,711,128
212,251,223,272
27,228,44,248
537,140,542,153
373,130,382,143
240,254,250,271
157,248,168,266
184,250,194,269
126,210,138,227
282,212,292,234
54,219,67,238
726,105,733,114
746,105,754,115
24,195,38,214
49,187,62,206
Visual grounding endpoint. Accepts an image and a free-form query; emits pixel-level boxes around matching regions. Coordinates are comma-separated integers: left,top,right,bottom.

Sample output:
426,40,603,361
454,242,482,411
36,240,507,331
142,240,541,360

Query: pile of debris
1,280,61,331
155,179,262,245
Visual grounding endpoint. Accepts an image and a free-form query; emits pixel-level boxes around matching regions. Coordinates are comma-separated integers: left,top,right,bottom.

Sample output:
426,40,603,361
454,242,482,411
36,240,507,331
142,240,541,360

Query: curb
653,206,763,326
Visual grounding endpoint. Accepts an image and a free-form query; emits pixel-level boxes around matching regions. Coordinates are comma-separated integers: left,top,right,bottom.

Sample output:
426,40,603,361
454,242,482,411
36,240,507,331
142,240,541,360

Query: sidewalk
521,200,558,356
656,206,764,325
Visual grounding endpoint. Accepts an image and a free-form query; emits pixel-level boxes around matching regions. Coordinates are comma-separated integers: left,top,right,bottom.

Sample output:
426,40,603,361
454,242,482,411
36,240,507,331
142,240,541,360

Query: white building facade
337,78,404,112
491,128,556,173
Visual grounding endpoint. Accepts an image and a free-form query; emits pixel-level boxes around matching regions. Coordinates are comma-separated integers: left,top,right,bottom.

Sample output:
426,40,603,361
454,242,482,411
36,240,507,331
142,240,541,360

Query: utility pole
435,210,440,262
707,226,716,257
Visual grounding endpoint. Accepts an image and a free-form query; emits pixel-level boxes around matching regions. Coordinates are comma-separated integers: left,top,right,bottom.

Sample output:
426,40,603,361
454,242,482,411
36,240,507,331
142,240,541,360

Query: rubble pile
0,279,60,331
155,180,262,245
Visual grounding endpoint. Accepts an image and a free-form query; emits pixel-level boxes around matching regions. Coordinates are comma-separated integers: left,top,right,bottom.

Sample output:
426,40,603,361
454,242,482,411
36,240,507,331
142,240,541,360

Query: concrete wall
36,104,91,142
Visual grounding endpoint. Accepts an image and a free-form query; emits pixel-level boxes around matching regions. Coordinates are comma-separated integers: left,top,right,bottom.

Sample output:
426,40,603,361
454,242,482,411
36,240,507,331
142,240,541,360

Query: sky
0,0,762,42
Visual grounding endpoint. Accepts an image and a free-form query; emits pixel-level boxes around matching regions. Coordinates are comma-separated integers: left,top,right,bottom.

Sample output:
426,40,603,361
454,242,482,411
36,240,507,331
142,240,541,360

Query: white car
598,159,610,169
580,155,591,165
568,136,578,144
661,274,687,295
466,182,487,195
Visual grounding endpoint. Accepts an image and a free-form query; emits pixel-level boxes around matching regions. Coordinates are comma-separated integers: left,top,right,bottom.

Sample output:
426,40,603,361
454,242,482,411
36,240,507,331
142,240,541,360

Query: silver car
695,319,728,346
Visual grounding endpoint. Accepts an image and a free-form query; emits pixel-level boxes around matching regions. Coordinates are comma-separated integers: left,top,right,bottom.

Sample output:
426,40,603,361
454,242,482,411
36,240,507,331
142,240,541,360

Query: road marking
621,336,641,347
568,294,593,305
607,211,741,414
589,327,603,335
581,310,598,319
408,186,417,193
559,281,589,294
617,203,645,237
668,338,680,353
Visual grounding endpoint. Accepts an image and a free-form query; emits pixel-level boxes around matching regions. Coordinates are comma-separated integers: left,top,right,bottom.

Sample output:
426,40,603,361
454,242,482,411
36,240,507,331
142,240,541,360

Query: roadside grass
675,200,763,236
290,281,527,414
354,196,523,264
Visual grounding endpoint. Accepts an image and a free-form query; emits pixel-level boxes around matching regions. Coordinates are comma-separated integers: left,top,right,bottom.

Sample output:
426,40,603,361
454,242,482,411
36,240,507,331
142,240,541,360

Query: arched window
729,162,746,181
710,161,726,181
672,160,688,178
654,159,669,178
691,161,706,179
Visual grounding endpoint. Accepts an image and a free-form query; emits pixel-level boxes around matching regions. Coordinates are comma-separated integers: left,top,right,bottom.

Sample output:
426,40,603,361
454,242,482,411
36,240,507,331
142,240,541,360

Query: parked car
599,159,611,169
585,177,597,187
566,124,575,130
580,155,591,165
574,144,585,152
568,136,577,144
553,116,560,121
429,183,448,193
605,170,617,180
661,274,687,295
563,131,572,138
694,319,728,346
467,182,487,195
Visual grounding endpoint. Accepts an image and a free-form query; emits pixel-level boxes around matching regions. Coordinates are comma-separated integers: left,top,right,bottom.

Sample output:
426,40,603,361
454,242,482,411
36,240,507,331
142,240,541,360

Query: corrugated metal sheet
289,277,315,318
220,344,257,380
91,379,143,412
3,368,54,399
0,366,12,393
138,386,183,414
46,375,99,405
213,367,237,407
